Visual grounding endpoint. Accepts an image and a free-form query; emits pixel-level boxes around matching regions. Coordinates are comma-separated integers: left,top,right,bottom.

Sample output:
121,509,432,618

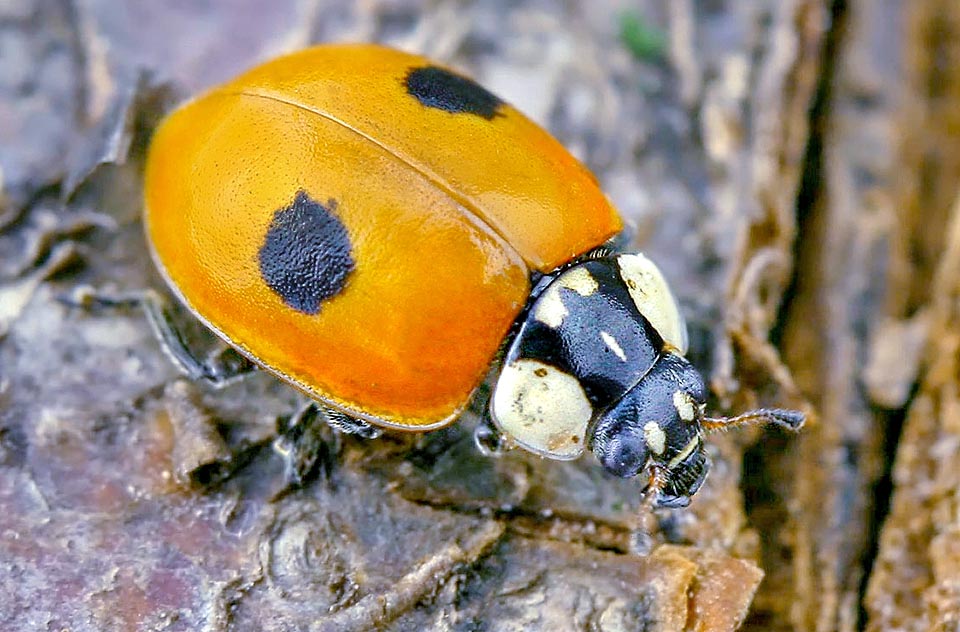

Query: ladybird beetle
143,43,804,507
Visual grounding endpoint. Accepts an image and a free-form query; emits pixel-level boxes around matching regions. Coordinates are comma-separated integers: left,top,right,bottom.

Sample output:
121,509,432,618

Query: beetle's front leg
630,464,670,555
473,415,513,457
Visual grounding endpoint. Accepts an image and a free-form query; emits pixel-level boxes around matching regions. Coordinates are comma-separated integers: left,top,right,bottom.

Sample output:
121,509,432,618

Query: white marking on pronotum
643,421,667,455
557,266,598,296
600,331,627,361
673,390,696,422
491,358,591,460
533,285,568,329
533,266,598,329
616,253,689,353
668,435,700,468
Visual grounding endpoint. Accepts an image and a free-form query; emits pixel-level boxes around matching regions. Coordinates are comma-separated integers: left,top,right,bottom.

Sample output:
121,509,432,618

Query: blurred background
2,1,959,630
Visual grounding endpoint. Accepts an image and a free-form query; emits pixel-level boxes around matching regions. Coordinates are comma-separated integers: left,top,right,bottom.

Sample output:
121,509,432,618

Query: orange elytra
144,43,622,431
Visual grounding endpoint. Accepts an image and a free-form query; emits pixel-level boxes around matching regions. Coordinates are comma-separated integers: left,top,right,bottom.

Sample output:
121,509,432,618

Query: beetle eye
590,401,649,478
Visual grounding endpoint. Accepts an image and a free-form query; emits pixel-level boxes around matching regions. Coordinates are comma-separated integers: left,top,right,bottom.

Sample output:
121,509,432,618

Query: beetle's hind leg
62,285,257,387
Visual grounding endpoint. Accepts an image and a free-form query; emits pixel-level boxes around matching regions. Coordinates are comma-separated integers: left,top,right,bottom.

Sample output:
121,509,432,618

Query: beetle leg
198,345,258,386
702,408,806,432
62,285,257,387
274,401,337,487
473,416,510,457
640,463,671,510
631,463,670,555
137,289,258,387
322,407,382,439
274,402,378,489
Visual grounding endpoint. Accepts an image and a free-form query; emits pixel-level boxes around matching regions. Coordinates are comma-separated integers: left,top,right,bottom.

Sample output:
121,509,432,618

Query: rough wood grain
15,0,960,630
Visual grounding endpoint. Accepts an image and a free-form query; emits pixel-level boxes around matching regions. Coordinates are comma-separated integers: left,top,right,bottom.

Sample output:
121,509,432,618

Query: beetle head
588,352,709,506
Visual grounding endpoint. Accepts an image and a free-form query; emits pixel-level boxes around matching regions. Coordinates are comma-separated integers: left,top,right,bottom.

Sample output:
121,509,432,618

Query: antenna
702,408,806,432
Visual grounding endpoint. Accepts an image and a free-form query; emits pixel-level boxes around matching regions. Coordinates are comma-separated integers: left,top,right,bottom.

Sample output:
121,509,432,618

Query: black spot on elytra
404,65,504,120
258,191,354,315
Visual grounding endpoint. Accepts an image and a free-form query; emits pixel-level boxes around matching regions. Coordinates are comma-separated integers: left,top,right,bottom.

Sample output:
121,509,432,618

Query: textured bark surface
2,1,958,630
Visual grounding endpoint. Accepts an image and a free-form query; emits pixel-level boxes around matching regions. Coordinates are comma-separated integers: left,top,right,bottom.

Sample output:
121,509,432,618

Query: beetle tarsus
631,464,671,555
199,346,257,386
640,463,676,510
473,418,508,457
63,285,259,388
323,408,382,439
